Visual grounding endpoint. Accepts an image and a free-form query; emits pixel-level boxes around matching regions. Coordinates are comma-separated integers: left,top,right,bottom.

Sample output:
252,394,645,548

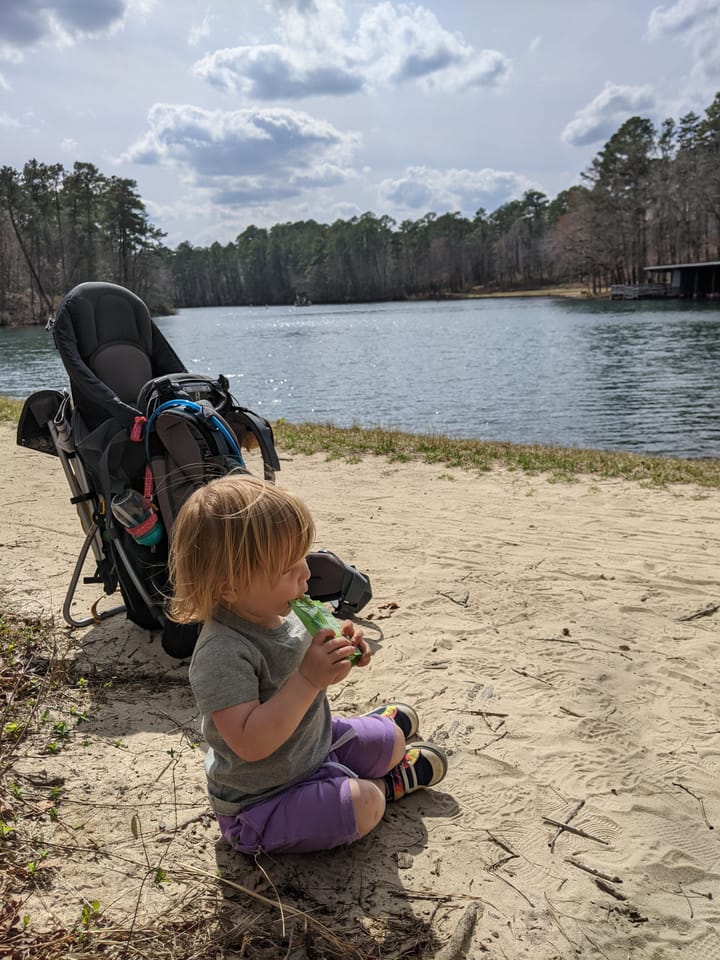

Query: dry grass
5,394,719,489
461,284,595,299
0,398,23,423
273,421,720,489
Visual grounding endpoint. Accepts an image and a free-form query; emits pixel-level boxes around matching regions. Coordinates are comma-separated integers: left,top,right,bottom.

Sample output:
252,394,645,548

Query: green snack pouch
289,596,361,664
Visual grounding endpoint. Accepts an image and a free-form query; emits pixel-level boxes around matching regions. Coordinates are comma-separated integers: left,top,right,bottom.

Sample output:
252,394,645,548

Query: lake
2,297,720,459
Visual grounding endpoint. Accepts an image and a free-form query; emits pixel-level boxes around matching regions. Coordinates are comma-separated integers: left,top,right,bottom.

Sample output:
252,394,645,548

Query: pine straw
1,866,429,959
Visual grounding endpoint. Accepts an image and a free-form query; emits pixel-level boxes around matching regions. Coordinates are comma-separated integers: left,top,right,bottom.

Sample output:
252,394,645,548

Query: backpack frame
16,281,371,659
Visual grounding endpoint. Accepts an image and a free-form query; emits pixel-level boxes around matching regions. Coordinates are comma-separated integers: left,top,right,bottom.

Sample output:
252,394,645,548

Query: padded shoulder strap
145,399,245,464
224,406,281,480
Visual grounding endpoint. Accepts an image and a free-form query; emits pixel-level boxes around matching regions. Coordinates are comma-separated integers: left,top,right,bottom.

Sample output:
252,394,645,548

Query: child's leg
347,777,386,838
217,770,362,855
329,715,406,779
344,724,417,836
326,716,406,839
216,718,406,854
330,716,449,807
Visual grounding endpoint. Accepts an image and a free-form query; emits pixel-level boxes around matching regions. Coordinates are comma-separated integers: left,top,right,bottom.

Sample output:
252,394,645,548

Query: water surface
2,297,719,458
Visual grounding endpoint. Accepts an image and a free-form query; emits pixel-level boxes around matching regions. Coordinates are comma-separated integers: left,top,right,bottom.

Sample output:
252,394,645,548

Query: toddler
169,474,448,854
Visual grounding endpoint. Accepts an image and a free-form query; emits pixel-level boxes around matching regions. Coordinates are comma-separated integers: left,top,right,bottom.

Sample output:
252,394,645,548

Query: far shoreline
411,284,596,301
2,285,601,329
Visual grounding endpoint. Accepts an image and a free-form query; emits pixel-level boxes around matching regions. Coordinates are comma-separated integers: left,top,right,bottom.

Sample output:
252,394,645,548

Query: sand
2,420,720,958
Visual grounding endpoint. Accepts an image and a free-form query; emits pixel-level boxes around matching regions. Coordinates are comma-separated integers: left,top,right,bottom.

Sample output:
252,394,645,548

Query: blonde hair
167,474,315,624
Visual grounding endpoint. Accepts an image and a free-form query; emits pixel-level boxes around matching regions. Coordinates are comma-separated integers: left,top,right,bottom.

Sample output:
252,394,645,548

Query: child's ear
217,581,236,604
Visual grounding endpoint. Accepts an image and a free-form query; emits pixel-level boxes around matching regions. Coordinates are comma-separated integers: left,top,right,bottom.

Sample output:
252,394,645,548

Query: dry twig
565,858,621,884
677,602,720,622
434,902,482,960
542,817,608,846
672,781,715,830
549,800,585,852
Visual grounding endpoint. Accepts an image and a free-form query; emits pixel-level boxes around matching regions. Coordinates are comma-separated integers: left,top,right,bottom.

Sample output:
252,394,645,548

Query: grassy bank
273,420,720,487
5,397,717,488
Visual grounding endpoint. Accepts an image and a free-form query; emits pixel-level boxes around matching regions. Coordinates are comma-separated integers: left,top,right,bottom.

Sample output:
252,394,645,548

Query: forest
2,92,720,325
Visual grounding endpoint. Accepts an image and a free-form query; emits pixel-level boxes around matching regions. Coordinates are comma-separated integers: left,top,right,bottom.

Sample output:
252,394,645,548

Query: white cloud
192,0,510,99
378,166,537,216
647,0,719,37
272,0,350,54
0,0,143,58
124,103,361,205
648,0,720,82
193,46,364,98
561,82,656,147
353,2,510,93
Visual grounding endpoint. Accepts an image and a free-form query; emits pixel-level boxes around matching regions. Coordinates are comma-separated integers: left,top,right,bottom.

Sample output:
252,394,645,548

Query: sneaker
362,702,419,740
384,742,448,802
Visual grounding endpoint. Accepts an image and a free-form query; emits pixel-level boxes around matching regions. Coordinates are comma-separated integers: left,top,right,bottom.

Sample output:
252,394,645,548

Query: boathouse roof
644,261,720,271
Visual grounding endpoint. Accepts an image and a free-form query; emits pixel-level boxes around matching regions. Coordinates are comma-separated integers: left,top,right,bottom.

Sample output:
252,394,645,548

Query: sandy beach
2,419,720,959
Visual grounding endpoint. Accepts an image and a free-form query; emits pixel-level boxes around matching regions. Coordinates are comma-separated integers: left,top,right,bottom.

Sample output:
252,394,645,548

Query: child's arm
212,629,355,762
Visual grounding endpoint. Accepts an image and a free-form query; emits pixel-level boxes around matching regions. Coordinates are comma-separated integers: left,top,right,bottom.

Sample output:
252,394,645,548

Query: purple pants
216,714,397,854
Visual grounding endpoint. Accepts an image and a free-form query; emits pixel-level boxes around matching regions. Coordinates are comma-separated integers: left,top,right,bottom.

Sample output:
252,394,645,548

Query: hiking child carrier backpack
16,281,372,660
136,372,280,533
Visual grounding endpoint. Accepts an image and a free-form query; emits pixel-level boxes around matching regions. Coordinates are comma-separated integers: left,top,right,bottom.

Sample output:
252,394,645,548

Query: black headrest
66,283,154,360
52,281,186,429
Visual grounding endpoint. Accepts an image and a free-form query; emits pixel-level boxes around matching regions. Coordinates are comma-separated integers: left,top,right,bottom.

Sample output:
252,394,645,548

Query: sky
1,0,719,249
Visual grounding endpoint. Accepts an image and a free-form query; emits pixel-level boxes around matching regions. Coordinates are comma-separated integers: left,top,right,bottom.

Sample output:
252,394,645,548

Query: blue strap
145,398,245,465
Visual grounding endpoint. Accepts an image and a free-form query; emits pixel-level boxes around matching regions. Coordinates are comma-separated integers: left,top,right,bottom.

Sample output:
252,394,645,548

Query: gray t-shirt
189,605,332,815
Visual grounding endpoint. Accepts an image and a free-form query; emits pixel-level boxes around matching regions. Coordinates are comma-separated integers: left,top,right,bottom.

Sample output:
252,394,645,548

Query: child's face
224,556,311,627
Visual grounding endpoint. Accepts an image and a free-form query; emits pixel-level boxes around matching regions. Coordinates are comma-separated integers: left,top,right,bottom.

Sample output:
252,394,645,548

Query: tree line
2,92,720,324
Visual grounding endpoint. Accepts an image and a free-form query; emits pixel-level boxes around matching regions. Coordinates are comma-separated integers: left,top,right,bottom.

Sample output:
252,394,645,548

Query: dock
610,283,668,300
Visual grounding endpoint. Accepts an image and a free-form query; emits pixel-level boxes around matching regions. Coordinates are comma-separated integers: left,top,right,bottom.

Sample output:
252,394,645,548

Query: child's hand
339,621,371,667
299,629,355,688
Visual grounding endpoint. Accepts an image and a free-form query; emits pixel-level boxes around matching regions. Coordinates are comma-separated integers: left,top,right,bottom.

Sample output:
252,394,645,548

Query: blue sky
1,0,719,247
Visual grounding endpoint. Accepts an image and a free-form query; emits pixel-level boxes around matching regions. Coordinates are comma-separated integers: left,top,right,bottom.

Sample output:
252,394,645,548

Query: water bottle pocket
126,511,164,546
111,489,164,546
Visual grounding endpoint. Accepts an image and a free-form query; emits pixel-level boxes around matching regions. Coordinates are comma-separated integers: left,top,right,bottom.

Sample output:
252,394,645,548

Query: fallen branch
542,817,608,846
559,706,585,718
533,636,580,645
489,871,535,907
677,602,720,622
434,902,482,960
549,800,585,852
565,858,621,884
512,667,552,686
594,878,626,901
486,832,519,859
439,591,469,607
477,729,508,751
672,781,714,830
464,710,509,718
